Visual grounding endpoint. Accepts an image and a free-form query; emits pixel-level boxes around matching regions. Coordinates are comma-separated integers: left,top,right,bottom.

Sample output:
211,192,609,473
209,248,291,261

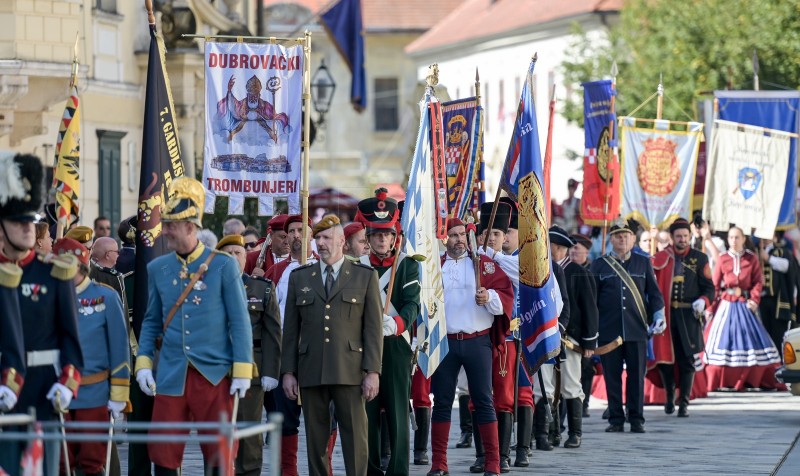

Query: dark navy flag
500,59,561,372
715,91,800,228
132,23,185,339
321,0,366,111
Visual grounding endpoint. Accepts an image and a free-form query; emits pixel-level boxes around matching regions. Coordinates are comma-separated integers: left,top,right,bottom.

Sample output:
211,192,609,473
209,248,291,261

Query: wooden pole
300,31,311,265
543,84,556,226
145,0,155,25
656,73,664,120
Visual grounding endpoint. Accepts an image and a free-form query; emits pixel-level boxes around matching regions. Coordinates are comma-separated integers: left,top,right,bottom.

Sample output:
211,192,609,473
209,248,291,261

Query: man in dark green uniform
355,188,420,476
217,234,282,476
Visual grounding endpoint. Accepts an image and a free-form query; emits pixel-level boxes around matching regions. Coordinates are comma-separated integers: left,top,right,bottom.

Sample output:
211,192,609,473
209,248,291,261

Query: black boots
548,401,561,447
498,412,512,473
564,398,583,448
678,372,695,417
154,466,179,476
469,411,485,473
413,407,430,465
659,364,676,414
513,405,533,467
534,399,553,451
457,395,473,448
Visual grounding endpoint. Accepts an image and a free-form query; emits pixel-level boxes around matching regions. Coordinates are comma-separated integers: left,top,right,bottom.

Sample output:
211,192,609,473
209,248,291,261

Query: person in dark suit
590,218,665,434
281,215,383,476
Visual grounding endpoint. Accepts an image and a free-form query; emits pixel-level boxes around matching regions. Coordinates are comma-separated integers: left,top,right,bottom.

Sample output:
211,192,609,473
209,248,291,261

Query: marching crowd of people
0,154,794,476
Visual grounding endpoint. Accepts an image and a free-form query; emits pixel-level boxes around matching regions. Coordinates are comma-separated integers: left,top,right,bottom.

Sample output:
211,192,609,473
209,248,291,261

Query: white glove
0,385,17,412
136,369,156,397
382,314,398,337
651,316,667,335
46,383,73,411
692,298,706,313
261,376,279,392
107,400,126,420
230,378,251,398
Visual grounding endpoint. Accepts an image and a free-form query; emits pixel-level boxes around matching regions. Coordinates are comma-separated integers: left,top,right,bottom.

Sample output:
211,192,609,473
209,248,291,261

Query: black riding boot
457,395,473,448
154,466,179,476
678,371,695,417
534,399,553,451
497,412,512,473
413,407,430,465
514,405,533,467
548,400,561,447
469,411,485,473
564,398,583,448
659,364,676,414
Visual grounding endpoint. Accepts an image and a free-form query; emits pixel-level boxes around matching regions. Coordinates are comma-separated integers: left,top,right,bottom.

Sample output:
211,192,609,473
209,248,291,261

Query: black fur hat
0,153,44,222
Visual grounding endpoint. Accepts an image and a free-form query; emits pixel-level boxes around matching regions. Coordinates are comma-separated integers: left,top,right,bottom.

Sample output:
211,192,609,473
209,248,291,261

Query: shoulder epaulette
0,262,22,288
352,261,374,270
344,255,360,262
249,274,273,284
294,262,315,271
50,254,78,281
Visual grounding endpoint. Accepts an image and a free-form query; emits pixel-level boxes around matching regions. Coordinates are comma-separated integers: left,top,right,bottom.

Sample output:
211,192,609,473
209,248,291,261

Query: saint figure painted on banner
216,75,290,143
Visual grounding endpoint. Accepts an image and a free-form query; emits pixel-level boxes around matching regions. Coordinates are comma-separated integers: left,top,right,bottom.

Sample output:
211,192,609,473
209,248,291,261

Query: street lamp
311,59,336,126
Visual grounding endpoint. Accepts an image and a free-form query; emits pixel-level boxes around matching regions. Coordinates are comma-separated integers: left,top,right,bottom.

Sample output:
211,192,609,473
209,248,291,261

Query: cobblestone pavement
118,391,800,475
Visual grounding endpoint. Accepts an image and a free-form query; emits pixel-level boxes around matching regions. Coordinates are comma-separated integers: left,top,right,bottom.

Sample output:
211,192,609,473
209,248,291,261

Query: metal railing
0,410,283,475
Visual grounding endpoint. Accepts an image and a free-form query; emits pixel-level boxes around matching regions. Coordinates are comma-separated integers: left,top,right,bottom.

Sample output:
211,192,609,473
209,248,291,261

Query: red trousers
62,406,109,474
491,341,518,413
411,366,431,408
148,366,237,470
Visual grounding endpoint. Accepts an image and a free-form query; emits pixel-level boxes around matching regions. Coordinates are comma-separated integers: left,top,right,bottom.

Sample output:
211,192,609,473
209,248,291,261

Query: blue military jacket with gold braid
135,243,253,396
71,278,130,409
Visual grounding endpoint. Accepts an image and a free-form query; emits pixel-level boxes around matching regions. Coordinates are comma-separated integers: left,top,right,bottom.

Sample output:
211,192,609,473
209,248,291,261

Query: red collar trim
370,253,395,267
0,250,35,266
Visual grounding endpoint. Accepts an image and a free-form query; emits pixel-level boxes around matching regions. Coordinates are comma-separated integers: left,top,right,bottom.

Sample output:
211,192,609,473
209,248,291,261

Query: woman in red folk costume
704,225,783,391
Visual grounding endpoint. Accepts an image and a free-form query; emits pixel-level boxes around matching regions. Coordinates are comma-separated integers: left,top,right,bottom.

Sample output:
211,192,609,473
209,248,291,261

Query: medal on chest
21,283,46,302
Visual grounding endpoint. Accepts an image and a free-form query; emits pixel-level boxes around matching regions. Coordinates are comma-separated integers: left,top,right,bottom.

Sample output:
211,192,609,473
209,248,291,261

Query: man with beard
355,189,420,476
216,234,281,475
265,214,318,475
245,214,290,276
281,215,383,476
428,218,514,476
134,177,253,476
590,218,665,433
651,218,714,418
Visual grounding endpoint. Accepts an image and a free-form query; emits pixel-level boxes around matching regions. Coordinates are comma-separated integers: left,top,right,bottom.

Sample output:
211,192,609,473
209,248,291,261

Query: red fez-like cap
344,222,365,239
267,214,288,234
283,214,312,233
53,238,89,266
446,217,465,230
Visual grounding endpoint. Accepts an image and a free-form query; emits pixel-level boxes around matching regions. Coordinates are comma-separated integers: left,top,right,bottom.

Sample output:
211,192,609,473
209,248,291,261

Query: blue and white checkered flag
403,90,448,378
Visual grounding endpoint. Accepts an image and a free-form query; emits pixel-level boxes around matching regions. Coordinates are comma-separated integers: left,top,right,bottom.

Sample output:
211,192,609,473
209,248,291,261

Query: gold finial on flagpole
69,31,79,89
426,64,439,88
145,0,156,26
532,52,538,63
475,67,481,106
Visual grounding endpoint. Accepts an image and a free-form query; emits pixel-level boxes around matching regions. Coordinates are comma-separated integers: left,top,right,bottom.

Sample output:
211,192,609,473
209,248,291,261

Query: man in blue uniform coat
134,177,253,476
589,218,665,434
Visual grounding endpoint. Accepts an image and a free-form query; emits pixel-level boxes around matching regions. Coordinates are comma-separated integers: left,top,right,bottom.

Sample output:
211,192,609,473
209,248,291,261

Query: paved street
117,391,800,475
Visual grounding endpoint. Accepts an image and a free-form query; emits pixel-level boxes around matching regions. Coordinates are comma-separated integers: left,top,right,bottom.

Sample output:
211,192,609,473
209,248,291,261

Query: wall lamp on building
311,59,336,127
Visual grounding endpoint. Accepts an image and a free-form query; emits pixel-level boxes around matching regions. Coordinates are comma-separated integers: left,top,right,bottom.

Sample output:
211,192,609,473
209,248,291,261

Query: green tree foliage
561,0,800,126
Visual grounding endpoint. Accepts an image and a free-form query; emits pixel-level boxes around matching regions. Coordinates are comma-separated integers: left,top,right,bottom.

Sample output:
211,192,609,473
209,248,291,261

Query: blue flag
403,91,448,378
321,0,366,111
500,60,561,371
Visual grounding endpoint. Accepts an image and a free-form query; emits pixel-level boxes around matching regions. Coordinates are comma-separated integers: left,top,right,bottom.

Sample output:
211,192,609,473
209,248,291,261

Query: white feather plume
0,151,26,206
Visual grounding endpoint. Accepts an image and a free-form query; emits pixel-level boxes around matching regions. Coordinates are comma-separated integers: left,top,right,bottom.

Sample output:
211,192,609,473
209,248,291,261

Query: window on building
95,0,117,13
97,130,127,230
374,78,399,131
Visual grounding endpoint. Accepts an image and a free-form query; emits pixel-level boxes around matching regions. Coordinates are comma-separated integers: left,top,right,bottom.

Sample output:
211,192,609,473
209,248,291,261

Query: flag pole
752,49,760,91
300,30,312,265
601,61,617,251
656,73,664,120
543,84,556,226
484,53,537,250
474,67,485,212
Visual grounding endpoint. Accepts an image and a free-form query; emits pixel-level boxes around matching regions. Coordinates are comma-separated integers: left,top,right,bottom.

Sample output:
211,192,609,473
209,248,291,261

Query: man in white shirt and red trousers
427,218,514,476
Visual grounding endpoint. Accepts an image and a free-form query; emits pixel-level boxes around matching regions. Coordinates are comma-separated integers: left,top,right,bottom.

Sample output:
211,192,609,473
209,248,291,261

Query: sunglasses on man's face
244,241,259,250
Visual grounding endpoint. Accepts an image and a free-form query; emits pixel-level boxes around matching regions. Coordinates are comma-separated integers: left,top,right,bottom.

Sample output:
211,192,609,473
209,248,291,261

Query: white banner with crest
703,119,791,238
203,41,303,215
620,117,703,229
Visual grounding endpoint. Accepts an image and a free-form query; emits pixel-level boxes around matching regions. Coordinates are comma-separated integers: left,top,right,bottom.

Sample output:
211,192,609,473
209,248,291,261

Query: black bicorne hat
0,153,44,222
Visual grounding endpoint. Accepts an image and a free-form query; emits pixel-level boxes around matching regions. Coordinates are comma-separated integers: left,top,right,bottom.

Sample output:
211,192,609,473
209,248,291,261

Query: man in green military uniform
282,215,383,476
355,188,420,476
216,234,282,476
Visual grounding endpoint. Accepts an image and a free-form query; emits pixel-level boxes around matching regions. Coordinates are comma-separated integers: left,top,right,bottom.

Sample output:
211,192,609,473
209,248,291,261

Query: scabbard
562,336,622,356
